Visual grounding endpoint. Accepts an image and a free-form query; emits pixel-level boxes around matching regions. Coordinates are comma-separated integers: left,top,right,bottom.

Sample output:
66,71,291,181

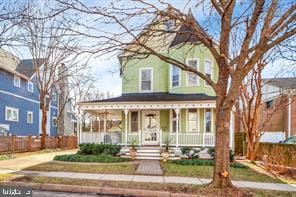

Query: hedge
170,159,248,169
78,143,121,156
257,143,296,167
54,154,130,163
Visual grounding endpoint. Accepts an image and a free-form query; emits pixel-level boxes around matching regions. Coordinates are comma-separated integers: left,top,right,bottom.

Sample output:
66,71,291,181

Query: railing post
202,133,205,147
174,108,180,148
124,109,128,147
28,136,32,152
139,129,141,146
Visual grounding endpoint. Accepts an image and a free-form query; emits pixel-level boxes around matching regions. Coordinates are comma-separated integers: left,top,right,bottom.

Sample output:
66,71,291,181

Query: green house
78,15,235,149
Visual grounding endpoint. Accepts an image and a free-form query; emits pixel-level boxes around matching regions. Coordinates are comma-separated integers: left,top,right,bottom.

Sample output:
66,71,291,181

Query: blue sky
6,0,295,96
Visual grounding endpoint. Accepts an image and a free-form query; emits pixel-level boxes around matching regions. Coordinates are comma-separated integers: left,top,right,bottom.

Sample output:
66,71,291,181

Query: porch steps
121,146,181,160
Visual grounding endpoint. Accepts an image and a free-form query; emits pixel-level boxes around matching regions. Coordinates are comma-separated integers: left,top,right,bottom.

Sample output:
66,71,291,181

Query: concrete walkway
0,149,77,174
135,160,163,175
14,170,296,192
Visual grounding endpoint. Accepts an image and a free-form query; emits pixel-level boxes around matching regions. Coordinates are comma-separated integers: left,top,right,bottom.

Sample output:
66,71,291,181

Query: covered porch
77,93,235,148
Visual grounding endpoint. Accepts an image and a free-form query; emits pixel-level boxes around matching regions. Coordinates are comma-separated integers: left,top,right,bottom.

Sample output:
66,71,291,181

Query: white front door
142,111,160,145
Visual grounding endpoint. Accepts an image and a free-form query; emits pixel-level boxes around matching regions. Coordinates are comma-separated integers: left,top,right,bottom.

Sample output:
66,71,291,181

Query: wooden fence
0,136,77,154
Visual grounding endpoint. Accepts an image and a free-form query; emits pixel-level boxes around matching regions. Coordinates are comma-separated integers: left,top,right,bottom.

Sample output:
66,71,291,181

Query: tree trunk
41,107,47,150
210,104,233,188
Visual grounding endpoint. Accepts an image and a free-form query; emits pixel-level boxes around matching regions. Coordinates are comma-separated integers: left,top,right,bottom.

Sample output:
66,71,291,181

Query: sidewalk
14,170,296,192
0,150,77,174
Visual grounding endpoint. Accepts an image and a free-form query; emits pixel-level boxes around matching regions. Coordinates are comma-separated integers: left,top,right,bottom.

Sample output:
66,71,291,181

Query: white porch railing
80,131,122,144
161,132,215,147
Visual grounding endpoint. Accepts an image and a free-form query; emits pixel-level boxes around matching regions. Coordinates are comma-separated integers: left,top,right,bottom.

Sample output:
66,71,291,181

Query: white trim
80,101,216,111
14,75,21,88
5,106,19,122
0,90,58,109
27,111,33,124
197,109,200,133
187,108,198,133
170,64,181,89
170,109,182,133
27,81,34,92
186,58,200,87
139,68,153,92
141,110,160,145
204,59,213,87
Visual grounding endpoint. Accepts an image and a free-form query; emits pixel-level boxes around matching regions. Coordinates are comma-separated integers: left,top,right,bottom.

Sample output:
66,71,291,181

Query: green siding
199,109,205,133
121,44,218,95
160,110,169,132
122,55,169,93
180,109,186,132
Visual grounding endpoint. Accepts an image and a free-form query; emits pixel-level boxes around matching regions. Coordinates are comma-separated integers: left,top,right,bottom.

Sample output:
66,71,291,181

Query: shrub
207,147,234,162
78,143,121,156
54,154,130,163
170,159,248,169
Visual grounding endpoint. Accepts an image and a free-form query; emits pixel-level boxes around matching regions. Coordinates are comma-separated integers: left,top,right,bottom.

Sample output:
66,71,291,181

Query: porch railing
161,132,215,147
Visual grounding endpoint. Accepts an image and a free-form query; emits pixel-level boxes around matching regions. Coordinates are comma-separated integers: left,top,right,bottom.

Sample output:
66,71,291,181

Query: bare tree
15,3,86,149
57,0,296,190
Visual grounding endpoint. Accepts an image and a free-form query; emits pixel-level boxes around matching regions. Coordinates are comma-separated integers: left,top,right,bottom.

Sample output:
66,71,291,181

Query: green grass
54,154,131,163
162,162,283,183
25,161,137,174
171,159,248,168
12,176,295,197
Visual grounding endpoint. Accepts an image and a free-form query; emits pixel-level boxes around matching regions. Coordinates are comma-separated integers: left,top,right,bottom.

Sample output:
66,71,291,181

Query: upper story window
52,117,57,127
186,59,199,86
5,106,19,122
27,81,33,92
205,60,213,86
188,109,198,132
52,92,57,102
14,75,21,88
140,68,153,92
205,109,212,132
130,111,139,132
27,111,33,124
171,65,181,88
164,20,174,31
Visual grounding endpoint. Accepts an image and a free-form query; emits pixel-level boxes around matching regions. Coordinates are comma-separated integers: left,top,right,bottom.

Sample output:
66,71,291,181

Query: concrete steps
121,146,181,160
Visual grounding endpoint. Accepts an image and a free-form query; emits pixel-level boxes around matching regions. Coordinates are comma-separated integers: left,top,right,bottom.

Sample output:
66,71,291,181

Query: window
5,107,19,122
130,111,138,132
14,75,20,88
140,68,152,92
164,20,174,31
171,65,180,88
52,117,57,127
188,109,198,132
52,92,57,102
27,111,33,124
27,81,33,92
187,59,199,86
266,100,273,108
171,110,179,133
205,60,212,86
205,109,212,132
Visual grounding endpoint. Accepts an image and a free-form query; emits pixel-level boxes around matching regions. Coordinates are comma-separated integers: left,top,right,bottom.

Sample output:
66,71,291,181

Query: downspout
288,97,291,138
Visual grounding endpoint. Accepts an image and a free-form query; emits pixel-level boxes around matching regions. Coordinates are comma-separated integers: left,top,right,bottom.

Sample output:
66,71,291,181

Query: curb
0,181,199,197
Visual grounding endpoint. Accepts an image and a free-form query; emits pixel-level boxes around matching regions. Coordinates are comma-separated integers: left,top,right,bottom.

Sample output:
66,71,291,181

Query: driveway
0,149,77,174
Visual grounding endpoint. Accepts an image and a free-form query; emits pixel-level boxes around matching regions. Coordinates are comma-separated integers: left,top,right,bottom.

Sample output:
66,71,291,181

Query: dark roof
84,92,216,103
170,12,209,48
263,78,296,90
16,59,45,78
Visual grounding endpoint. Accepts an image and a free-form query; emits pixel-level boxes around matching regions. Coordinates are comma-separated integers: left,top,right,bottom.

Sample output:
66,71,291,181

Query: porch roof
81,92,216,103
78,93,216,111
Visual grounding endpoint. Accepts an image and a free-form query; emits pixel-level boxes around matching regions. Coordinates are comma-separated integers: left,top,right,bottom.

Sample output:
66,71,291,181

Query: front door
142,111,160,145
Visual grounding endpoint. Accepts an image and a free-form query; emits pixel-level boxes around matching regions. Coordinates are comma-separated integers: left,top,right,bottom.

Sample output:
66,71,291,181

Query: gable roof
263,78,296,90
16,59,45,78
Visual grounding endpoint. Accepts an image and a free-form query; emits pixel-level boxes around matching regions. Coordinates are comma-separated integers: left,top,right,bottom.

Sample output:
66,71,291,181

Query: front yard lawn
11,176,295,197
24,161,137,174
162,162,282,183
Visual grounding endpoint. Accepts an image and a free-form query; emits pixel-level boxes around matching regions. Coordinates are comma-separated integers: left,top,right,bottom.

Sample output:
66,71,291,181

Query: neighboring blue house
0,49,59,136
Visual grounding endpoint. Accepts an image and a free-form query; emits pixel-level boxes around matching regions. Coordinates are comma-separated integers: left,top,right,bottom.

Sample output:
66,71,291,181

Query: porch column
174,108,180,148
90,119,93,132
78,109,83,144
124,109,129,147
288,97,292,138
103,112,107,144
230,110,234,149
